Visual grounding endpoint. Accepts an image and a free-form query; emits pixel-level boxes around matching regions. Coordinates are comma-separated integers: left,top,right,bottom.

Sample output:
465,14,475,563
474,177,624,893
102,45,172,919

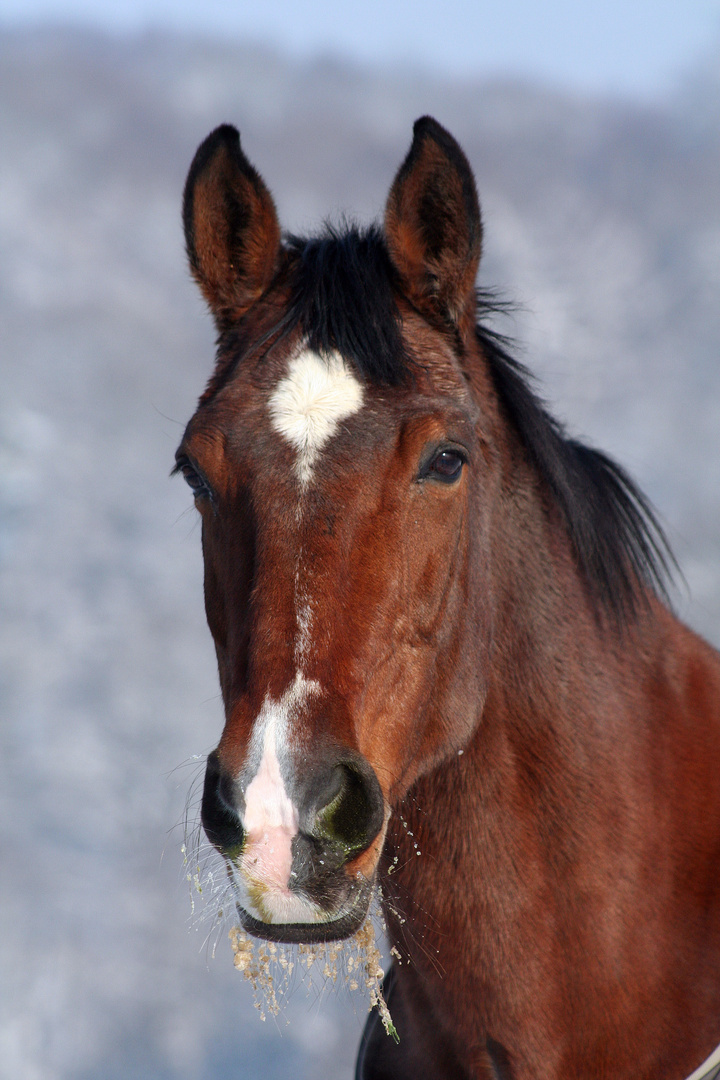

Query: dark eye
426,449,465,483
175,457,211,500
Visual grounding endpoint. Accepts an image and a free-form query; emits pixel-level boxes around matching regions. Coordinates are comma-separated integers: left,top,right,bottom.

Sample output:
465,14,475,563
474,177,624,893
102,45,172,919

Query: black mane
225,223,674,621
284,224,411,385
477,323,674,620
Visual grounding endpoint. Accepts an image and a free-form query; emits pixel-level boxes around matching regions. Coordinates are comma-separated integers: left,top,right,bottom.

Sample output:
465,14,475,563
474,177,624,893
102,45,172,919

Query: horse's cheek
201,563,233,707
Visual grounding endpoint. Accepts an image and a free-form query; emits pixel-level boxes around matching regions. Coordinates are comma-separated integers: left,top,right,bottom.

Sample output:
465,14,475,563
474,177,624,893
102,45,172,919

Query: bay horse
176,117,720,1079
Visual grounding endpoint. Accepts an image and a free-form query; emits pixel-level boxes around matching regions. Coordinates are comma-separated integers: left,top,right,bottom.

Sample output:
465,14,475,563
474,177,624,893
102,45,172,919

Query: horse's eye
177,459,210,499
427,449,465,483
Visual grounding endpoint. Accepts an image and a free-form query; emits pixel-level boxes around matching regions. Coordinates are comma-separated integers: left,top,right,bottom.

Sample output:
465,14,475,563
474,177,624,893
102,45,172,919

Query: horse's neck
385,599,720,1078
383,425,720,1071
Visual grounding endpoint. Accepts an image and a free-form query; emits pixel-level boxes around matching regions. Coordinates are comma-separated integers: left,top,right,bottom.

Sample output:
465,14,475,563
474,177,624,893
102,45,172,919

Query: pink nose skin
241,710,299,895
236,684,320,924
242,759,298,903
241,824,296,892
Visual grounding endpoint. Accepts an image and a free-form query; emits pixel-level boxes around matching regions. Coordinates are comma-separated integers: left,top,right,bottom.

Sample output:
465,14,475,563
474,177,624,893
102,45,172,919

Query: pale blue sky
2,0,719,98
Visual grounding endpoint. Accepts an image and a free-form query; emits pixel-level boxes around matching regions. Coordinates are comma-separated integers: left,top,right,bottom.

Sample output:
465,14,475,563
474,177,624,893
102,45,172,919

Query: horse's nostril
201,752,244,857
287,759,384,902
312,761,384,862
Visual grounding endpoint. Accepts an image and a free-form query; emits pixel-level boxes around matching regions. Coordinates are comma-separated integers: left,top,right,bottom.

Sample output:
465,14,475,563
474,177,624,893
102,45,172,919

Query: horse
176,116,720,1079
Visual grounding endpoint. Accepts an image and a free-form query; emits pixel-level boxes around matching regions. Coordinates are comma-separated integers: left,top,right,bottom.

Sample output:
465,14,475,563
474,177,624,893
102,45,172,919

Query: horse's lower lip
235,881,373,944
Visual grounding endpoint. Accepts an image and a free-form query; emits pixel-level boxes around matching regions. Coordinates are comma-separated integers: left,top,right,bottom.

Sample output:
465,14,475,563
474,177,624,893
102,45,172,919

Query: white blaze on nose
239,673,322,922
268,348,363,485
243,712,298,852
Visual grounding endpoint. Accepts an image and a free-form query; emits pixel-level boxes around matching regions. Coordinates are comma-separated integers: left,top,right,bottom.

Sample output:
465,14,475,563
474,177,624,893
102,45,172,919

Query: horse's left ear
183,124,281,331
384,116,482,330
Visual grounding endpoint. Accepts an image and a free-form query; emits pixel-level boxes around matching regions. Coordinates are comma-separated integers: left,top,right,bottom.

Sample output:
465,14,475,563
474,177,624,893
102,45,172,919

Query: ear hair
183,125,281,331
384,116,482,331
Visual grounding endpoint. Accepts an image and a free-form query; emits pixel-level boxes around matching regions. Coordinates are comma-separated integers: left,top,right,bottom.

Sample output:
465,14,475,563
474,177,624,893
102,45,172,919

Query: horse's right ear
183,125,281,331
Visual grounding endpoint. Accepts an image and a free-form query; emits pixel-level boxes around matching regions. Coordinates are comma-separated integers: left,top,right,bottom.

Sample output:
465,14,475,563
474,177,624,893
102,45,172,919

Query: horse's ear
384,116,482,329
183,125,281,330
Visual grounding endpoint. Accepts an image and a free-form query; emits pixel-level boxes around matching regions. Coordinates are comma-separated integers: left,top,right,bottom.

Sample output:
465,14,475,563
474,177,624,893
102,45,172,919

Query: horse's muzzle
200,747,385,941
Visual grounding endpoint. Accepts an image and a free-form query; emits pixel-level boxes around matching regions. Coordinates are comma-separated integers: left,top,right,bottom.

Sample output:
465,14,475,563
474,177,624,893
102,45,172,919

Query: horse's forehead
267,347,365,486
199,340,477,489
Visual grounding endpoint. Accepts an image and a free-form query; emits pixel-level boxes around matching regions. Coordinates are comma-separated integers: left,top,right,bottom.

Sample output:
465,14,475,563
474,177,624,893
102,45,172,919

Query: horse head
178,118,496,942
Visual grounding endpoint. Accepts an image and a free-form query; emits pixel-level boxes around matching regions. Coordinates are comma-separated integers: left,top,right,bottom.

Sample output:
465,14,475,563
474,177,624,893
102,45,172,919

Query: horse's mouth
235,872,375,941
232,870,375,944
225,811,389,944
236,891,372,944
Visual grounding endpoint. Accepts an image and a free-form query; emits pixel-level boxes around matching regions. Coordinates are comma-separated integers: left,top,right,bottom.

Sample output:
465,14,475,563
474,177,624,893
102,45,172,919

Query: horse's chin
235,877,374,944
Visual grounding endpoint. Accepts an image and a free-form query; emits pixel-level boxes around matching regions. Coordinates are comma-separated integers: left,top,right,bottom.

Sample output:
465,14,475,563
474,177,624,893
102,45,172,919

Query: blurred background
1,3,719,1078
